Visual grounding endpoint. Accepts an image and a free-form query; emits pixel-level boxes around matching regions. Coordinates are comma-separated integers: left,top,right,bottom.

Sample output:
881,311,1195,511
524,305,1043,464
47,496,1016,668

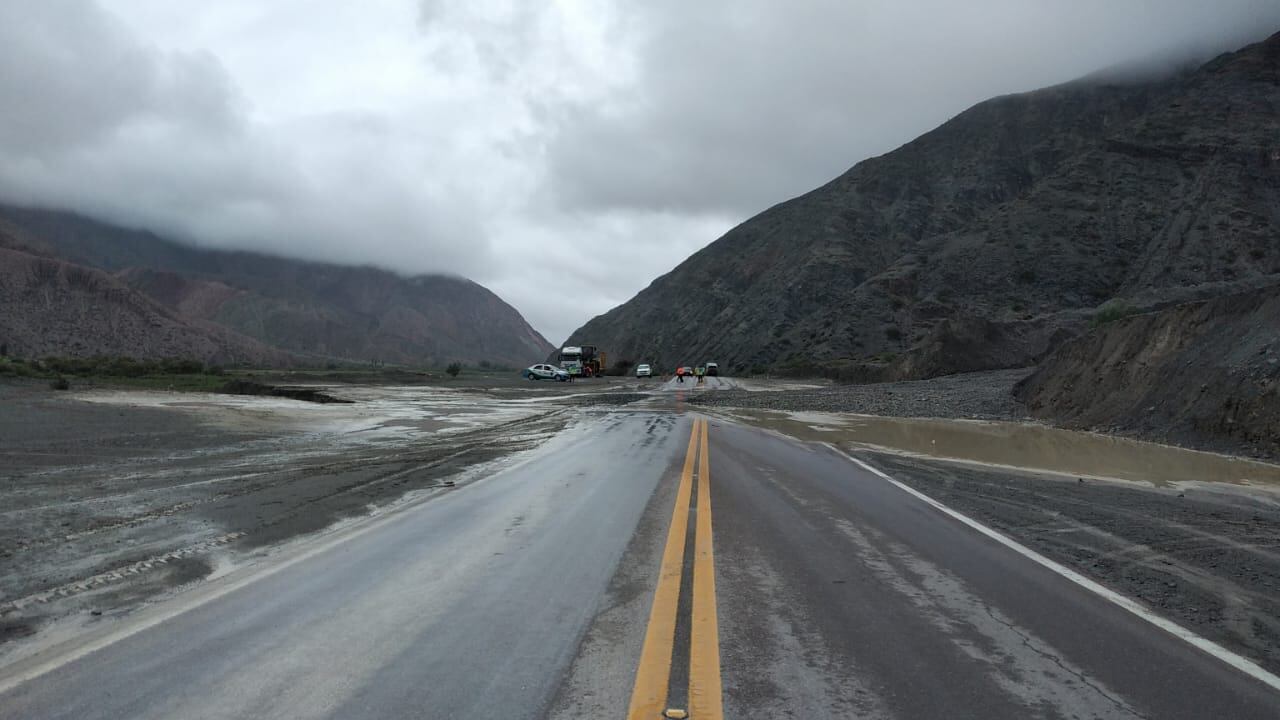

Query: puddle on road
720,409,1280,488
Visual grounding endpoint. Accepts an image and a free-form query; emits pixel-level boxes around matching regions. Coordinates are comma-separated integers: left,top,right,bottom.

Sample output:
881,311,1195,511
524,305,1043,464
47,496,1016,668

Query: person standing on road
676,366,685,384
695,366,705,385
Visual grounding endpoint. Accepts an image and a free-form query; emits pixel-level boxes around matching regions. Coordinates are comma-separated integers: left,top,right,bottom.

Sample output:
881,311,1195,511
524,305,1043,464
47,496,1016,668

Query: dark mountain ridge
565,32,1280,376
0,207,553,367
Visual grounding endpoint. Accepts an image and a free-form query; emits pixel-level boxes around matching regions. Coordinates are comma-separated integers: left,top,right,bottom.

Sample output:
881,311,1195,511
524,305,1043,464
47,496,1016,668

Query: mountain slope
0,207,553,367
0,244,287,365
565,32,1280,375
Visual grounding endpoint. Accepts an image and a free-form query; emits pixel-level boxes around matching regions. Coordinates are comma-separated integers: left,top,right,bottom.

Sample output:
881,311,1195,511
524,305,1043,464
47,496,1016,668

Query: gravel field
685,368,1032,420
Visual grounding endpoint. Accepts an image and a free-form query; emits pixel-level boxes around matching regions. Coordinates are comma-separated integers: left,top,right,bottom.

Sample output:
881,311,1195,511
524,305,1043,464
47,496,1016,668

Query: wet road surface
3,405,1280,719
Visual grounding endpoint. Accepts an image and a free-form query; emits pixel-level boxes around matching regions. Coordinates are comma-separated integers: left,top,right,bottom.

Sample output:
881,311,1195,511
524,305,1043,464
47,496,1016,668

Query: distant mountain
565,31,1280,377
0,208,553,367
0,244,287,365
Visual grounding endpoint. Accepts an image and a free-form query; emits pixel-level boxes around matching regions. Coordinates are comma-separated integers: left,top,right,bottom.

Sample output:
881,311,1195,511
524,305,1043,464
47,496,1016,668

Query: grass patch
0,357,40,378
103,373,233,392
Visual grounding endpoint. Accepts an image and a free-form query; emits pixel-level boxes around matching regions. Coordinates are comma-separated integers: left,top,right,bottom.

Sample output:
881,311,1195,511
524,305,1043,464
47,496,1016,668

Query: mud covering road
0,380,569,655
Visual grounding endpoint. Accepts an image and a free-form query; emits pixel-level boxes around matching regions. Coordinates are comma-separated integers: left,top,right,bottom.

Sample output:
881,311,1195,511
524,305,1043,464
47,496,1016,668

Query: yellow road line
689,418,724,719
627,419,700,720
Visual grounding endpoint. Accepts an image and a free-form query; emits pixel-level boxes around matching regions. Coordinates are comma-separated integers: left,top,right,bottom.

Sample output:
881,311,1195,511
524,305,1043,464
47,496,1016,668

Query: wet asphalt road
3,402,1280,719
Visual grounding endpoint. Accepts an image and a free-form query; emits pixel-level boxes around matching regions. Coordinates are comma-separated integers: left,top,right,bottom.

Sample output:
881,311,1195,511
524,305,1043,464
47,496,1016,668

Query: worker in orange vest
675,365,685,384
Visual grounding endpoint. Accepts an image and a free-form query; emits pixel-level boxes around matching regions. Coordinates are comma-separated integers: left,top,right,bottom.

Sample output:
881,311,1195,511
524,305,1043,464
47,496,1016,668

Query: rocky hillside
1016,284,1280,459
0,207,553,367
0,245,287,365
566,32,1280,376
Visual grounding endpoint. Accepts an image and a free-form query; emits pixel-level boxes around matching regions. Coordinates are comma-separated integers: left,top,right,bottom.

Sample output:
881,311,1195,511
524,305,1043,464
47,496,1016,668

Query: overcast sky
2,2,1278,343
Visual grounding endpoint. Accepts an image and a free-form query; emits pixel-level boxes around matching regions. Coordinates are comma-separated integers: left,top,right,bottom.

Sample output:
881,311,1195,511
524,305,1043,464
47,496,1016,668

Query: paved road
2,408,1279,719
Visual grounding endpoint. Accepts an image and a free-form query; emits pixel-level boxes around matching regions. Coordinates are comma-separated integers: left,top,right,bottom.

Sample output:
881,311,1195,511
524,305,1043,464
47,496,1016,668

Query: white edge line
823,441,1280,695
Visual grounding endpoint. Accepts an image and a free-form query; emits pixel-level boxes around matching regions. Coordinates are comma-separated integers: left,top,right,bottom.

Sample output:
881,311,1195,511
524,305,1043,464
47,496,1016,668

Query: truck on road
558,345,607,377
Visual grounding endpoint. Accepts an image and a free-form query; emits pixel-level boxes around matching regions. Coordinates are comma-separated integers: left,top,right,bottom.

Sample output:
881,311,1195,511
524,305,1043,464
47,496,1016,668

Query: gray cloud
546,0,1280,217
0,1,490,281
2,1,1279,345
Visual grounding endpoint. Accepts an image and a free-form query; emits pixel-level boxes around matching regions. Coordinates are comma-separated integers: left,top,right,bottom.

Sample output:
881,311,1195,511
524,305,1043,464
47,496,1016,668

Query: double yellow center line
628,418,723,720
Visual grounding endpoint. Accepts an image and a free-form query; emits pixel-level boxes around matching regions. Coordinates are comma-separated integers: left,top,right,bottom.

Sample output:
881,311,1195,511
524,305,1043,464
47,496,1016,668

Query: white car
635,363,652,378
523,364,570,381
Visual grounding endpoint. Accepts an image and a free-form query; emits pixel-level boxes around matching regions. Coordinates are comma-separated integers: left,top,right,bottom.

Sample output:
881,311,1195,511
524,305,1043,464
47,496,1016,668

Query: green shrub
159,358,204,375
446,362,462,378
1091,302,1140,327
0,358,36,377
35,355,216,377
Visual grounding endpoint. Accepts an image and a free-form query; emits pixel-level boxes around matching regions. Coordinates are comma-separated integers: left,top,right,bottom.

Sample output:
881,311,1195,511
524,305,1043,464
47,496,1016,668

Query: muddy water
71,385,546,441
721,409,1280,488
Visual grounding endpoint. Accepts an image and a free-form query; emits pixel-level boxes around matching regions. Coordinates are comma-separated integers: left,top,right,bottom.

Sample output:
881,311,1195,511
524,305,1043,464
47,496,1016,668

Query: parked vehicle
522,364,570,381
558,345,607,377
705,362,719,376
635,363,652,378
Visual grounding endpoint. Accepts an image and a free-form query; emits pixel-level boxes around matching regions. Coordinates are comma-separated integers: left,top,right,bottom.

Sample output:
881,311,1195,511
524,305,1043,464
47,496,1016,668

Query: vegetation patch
0,355,233,391
1090,301,1141,328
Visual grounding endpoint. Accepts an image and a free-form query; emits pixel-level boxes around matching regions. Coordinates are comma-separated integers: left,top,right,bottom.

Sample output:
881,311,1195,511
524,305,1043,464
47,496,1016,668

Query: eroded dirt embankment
1017,284,1280,460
